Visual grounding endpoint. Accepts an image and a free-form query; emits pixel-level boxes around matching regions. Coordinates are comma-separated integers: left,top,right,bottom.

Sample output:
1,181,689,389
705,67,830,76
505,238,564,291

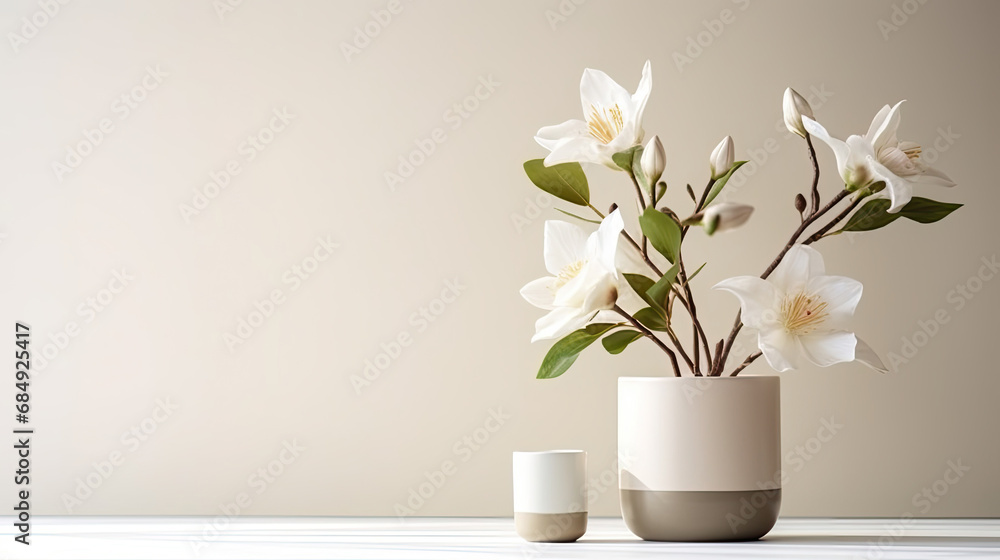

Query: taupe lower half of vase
514,512,588,543
621,488,781,542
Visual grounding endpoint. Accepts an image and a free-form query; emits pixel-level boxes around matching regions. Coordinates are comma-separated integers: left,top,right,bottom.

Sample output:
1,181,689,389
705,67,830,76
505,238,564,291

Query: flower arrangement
520,61,960,378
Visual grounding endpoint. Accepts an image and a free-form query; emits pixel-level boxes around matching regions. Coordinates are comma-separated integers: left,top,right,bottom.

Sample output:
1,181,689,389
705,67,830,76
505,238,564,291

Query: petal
799,330,857,367
628,60,653,130
865,101,904,153
713,276,780,329
866,155,913,213
878,146,920,177
854,336,889,373
864,104,892,140
581,274,619,313
520,277,558,310
591,209,624,270
769,245,825,295
910,165,957,188
606,120,642,152
579,68,633,121
553,259,609,308
807,275,863,328
757,328,799,372
543,221,589,276
535,119,589,151
844,135,879,188
543,136,607,167
803,117,851,183
592,309,624,324
531,306,592,342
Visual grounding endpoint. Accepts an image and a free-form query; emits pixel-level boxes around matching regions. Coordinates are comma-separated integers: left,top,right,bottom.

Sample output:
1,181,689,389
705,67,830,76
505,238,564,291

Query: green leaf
679,263,706,288
639,207,682,264
840,196,963,234
554,208,601,224
646,263,680,310
702,161,748,208
613,146,651,196
624,273,665,315
633,308,668,332
612,146,640,172
840,199,899,232
523,159,590,206
655,181,668,205
602,330,644,355
537,323,617,379
899,197,962,224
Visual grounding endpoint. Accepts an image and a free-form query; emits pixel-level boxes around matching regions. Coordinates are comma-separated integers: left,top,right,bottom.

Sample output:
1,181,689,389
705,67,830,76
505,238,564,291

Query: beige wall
2,0,998,518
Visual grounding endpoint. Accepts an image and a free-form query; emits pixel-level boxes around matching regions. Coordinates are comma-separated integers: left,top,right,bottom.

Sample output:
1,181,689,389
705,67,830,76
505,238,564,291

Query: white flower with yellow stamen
803,101,955,212
713,245,884,372
534,61,652,169
520,210,625,342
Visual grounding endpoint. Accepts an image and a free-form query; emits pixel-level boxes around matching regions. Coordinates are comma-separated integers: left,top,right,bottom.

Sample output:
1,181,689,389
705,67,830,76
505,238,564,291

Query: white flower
709,136,734,180
641,135,666,186
697,202,754,235
713,245,867,372
783,87,814,138
535,61,652,168
803,102,956,212
521,210,625,342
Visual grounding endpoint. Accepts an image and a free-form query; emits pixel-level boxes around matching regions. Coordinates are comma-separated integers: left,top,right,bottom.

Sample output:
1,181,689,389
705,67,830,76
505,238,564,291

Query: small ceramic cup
512,450,587,543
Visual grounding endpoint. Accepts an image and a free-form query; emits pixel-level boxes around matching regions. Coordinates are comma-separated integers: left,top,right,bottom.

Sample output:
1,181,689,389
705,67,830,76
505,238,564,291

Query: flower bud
702,202,754,235
641,135,666,186
794,193,807,213
783,87,814,138
709,136,734,180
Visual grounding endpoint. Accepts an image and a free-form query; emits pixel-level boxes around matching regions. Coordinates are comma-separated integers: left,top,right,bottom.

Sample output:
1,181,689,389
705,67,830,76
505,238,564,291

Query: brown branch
806,135,821,216
729,351,763,377
665,326,696,374
615,305,680,377
803,196,862,245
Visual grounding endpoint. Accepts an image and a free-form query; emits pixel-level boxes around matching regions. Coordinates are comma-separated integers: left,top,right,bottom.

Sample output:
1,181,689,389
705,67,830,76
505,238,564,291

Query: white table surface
3,517,1000,559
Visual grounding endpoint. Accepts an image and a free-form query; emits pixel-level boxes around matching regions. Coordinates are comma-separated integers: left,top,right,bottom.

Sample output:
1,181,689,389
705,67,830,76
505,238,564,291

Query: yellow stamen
903,145,922,161
781,293,829,335
587,104,624,144
555,260,586,289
